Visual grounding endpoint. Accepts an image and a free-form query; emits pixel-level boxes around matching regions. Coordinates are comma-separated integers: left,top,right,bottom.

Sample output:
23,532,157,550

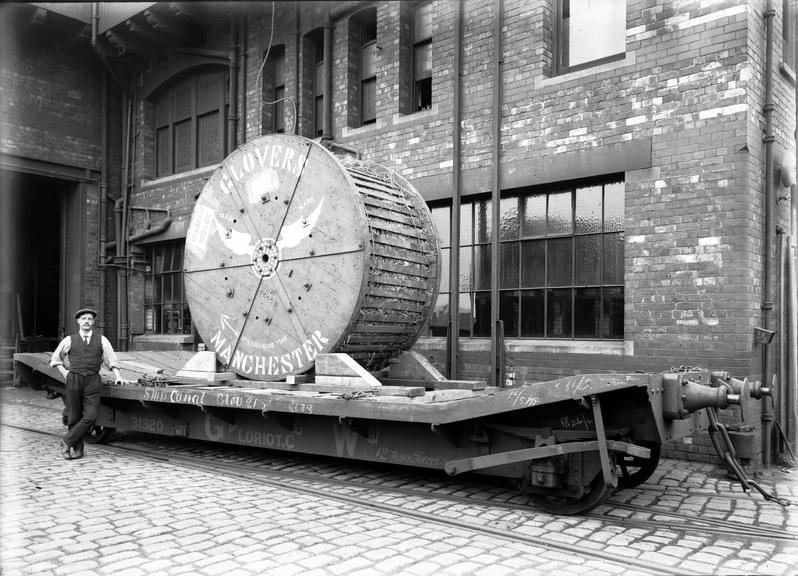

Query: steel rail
4,421,794,555
4,422,688,576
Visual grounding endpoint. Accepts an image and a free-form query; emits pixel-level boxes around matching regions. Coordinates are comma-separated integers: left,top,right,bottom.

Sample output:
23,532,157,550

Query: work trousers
62,372,101,450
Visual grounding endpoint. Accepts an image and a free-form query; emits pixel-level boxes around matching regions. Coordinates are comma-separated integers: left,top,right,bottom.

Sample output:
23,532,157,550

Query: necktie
84,336,90,345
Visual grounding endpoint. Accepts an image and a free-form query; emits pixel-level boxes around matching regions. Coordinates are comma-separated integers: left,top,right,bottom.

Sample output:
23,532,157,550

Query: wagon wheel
615,440,661,489
526,471,612,515
83,425,115,444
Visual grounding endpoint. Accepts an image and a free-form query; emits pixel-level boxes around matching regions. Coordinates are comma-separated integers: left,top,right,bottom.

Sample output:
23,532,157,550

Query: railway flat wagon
14,135,770,515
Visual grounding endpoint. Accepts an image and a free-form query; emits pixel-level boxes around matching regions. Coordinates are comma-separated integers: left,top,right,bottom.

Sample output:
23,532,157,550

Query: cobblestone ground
2,387,797,576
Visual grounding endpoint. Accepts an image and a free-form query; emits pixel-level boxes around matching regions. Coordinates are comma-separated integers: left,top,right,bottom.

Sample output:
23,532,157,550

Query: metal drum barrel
184,134,440,380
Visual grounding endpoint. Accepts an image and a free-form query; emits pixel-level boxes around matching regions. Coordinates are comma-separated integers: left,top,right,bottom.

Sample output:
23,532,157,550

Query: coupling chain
337,389,374,400
136,374,169,387
706,407,792,507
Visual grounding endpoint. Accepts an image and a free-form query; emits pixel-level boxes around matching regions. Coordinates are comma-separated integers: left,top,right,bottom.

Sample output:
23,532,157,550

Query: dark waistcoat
69,333,103,376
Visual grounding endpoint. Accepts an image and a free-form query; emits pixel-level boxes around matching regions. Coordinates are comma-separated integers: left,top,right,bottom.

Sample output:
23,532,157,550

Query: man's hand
114,378,127,386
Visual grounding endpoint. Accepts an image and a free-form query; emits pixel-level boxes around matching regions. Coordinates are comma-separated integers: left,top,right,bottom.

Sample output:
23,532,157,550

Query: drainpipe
228,14,239,153
295,4,301,136
238,14,247,146
98,68,107,332
791,9,798,458
761,0,776,467
322,15,333,141
117,94,132,351
789,235,798,453
448,0,463,380
489,0,504,388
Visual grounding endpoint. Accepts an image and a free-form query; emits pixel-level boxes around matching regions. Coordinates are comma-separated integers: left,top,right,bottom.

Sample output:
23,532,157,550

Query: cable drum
184,134,440,380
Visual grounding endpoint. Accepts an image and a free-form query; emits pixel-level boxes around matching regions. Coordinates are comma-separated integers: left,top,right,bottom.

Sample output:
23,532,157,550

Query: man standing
50,308,125,460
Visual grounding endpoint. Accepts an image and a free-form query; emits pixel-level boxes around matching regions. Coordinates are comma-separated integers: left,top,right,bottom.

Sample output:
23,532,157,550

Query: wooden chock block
176,351,232,381
179,351,218,372
315,353,382,386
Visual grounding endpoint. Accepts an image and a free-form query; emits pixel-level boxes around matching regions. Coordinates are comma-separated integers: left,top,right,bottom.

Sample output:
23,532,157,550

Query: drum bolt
242,311,248,317
287,269,293,277
302,218,308,227
220,262,226,267
309,249,315,256
226,289,235,298
239,207,245,213
260,194,270,203
283,198,289,204
287,306,293,313
304,282,312,291
264,317,272,325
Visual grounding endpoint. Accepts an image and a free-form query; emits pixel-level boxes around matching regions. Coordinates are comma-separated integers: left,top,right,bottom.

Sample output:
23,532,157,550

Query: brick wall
118,1,795,464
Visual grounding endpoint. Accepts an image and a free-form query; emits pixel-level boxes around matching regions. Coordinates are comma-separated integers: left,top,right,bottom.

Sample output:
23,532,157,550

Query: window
555,0,626,75
262,45,286,134
428,205,451,337
308,30,325,137
413,2,432,111
144,242,192,335
353,8,377,126
784,0,796,71
426,177,625,340
154,69,228,177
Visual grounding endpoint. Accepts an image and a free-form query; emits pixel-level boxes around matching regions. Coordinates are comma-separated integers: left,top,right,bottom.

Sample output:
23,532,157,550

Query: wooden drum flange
184,135,440,380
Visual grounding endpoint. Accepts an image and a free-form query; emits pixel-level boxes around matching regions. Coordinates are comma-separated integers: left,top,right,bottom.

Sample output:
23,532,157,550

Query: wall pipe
789,237,798,453
489,0,504,388
322,17,332,141
784,227,789,451
294,4,301,136
117,95,132,351
238,13,247,147
98,68,107,333
448,0,463,380
761,0,776,468
228,14,239,152
791,3,798,459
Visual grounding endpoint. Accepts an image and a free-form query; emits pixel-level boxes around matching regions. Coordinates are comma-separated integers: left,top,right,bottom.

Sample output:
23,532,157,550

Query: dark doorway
0,169,68,347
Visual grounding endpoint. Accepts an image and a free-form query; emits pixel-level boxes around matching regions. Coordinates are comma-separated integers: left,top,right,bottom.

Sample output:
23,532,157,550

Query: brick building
1,0,796,467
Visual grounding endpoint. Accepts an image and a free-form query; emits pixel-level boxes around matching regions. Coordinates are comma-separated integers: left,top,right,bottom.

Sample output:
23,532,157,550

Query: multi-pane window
428,205,451,337
784,0,796,71
154,69,228,177
144,242,191,335
310,30,325,137
413,2,433,111
555,0,626,75
358,9,377,125
262,45,286,134
426,177,625,340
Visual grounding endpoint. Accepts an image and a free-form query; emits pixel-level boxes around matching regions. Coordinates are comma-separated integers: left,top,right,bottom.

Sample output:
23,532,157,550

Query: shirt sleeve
49,337,71,368
100,336,121,371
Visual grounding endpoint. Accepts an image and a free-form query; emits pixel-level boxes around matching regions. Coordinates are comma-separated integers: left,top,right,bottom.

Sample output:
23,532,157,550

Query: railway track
3,413,793,574
102,430,796,543
2,422,680,576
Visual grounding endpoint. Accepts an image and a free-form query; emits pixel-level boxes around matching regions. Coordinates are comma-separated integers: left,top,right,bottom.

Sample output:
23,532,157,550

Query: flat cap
74,308,98,319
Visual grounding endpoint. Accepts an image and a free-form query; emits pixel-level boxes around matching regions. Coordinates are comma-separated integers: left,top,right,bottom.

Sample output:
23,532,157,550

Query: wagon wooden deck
13,350,651,425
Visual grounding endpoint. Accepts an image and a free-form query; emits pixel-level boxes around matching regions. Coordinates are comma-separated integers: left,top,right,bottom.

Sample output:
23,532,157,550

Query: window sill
341,118,387,139
141,165,217,189
535,52,636,90
392,103,439,127
415,337,631,356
